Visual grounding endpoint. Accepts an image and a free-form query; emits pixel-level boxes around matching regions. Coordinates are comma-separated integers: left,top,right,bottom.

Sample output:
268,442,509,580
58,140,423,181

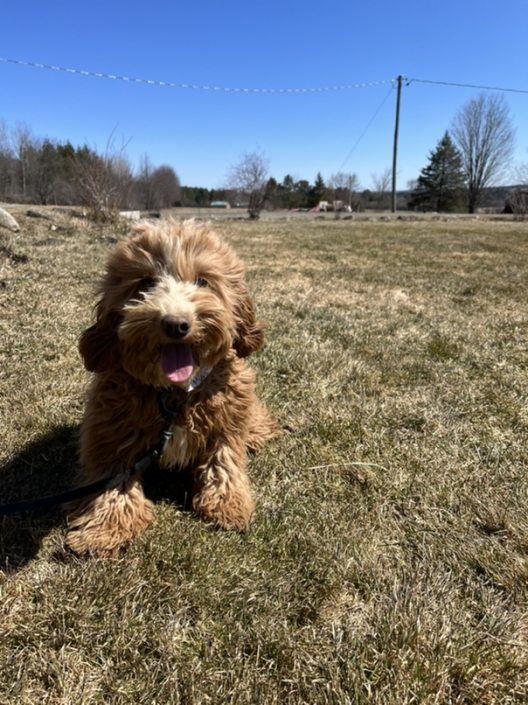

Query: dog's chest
160,424,190,468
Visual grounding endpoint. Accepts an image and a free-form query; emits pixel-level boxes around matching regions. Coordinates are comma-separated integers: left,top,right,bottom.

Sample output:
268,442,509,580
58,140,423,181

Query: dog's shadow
142,461,194,510
0,426,193,571
0,425,79,571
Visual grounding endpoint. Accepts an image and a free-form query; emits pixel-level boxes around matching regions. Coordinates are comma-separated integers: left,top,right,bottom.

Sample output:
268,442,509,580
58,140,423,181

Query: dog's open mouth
161,343,194,383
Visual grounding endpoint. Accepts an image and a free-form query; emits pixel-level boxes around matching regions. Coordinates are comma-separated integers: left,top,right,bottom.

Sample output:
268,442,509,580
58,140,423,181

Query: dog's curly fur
65,219,280,556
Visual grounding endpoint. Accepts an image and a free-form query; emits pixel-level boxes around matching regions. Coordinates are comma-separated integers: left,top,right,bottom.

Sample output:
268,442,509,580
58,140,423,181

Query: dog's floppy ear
79,311,121,373
233,288,265,358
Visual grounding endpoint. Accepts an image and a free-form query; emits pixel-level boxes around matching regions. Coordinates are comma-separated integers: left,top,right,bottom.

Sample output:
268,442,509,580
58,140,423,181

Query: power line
408,77,528,95
315,83,395,204
0,57,394,93
2,56,527,95
335,83,395,174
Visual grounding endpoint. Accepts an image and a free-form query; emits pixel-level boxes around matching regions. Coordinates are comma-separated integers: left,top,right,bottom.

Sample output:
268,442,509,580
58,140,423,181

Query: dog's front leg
65,475,154,557
191,440,254,531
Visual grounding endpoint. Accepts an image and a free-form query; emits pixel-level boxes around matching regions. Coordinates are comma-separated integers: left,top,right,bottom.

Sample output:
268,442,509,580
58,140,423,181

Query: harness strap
0,474,128,516
0,388,184,516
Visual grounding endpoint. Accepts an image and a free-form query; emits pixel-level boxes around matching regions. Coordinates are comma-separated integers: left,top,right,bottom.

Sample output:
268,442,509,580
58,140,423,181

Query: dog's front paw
65,525,134,558
65,484,155,556
192,489,254,531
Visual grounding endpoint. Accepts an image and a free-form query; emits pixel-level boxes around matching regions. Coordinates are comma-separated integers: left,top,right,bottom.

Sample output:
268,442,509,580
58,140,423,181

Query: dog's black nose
161,315,191,340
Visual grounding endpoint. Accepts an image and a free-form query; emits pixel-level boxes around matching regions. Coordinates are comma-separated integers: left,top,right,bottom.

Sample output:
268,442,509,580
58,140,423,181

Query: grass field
1,210,528,703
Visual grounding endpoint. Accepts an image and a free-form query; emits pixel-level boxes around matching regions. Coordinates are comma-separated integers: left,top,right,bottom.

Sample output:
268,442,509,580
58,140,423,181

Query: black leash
0,390,182,517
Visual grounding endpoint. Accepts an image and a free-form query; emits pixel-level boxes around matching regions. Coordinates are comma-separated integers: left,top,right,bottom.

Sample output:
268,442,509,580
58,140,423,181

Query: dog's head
79,219,265,386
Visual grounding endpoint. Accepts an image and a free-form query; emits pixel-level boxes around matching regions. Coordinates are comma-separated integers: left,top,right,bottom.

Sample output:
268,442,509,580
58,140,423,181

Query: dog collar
184,364,212,392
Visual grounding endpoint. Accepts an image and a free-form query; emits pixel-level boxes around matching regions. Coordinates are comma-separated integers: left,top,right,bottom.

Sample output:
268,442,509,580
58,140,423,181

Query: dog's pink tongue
161,344,194,383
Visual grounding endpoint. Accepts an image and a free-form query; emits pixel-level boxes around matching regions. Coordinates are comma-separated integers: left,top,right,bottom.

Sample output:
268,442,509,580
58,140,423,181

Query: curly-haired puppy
66,219,279,556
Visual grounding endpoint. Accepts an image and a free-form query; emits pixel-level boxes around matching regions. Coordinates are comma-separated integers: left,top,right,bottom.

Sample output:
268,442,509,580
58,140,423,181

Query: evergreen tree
277,174,296,208
264,177,278,209
409,132,466,212
34,140,60,204
295,179,312,208
309,172,326,207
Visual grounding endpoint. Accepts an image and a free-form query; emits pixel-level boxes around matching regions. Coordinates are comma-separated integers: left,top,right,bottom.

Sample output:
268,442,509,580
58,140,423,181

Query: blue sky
1,0,527,191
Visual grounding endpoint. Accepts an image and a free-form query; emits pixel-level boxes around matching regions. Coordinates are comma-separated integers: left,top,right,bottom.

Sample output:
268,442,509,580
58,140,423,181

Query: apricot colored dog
66,219,279,555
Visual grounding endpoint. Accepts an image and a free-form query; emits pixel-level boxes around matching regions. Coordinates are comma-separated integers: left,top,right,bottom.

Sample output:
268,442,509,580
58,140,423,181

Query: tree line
0,120,379,216
0,122,181,218
225,148,394,218
183,171,393,213
229,93,524,218
1,91,525,219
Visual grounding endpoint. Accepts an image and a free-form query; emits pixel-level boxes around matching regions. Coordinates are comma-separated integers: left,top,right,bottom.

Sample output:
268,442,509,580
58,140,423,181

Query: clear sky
1,0,527,191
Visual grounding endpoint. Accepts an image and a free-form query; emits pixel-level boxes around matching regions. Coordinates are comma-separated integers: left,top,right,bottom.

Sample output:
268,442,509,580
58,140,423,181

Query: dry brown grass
1,210,528,703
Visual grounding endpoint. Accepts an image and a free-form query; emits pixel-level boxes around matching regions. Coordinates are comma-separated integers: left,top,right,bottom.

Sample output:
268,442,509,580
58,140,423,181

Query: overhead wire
2,57,527,95
334,82,396,176
407,77,528,95
0,57,393,93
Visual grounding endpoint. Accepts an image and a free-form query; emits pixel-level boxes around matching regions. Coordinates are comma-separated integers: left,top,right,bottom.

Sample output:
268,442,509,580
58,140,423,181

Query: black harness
0,390,182,516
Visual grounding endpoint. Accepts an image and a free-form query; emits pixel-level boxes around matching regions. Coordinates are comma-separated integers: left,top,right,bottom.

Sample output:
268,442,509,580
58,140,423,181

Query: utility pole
391,75,403,213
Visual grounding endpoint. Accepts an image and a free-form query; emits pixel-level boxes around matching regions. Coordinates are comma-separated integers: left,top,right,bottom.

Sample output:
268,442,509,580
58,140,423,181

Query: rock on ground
0,208,20,232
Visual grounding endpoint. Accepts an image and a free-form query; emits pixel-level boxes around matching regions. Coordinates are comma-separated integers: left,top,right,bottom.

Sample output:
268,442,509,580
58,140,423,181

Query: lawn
1,211,528,703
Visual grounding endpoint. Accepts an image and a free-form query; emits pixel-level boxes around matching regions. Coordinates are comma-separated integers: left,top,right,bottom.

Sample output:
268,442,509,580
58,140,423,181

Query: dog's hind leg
246,402,282,452
191,440,254,531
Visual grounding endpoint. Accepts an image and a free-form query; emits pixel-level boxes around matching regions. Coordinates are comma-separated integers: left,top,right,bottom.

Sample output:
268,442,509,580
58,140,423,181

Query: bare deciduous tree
135,156,181,210
13,123,39,199
329,172,361,213
505,161,528,220
152,166,181,209
0,119,16,201
135,153,157,210
370,168,392,210
227,149,270,219
73,134,134,222
451,93,515,213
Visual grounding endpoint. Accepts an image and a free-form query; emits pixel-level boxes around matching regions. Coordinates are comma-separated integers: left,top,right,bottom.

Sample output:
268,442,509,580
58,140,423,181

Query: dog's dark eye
138,277,157,292
195,278,208,288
